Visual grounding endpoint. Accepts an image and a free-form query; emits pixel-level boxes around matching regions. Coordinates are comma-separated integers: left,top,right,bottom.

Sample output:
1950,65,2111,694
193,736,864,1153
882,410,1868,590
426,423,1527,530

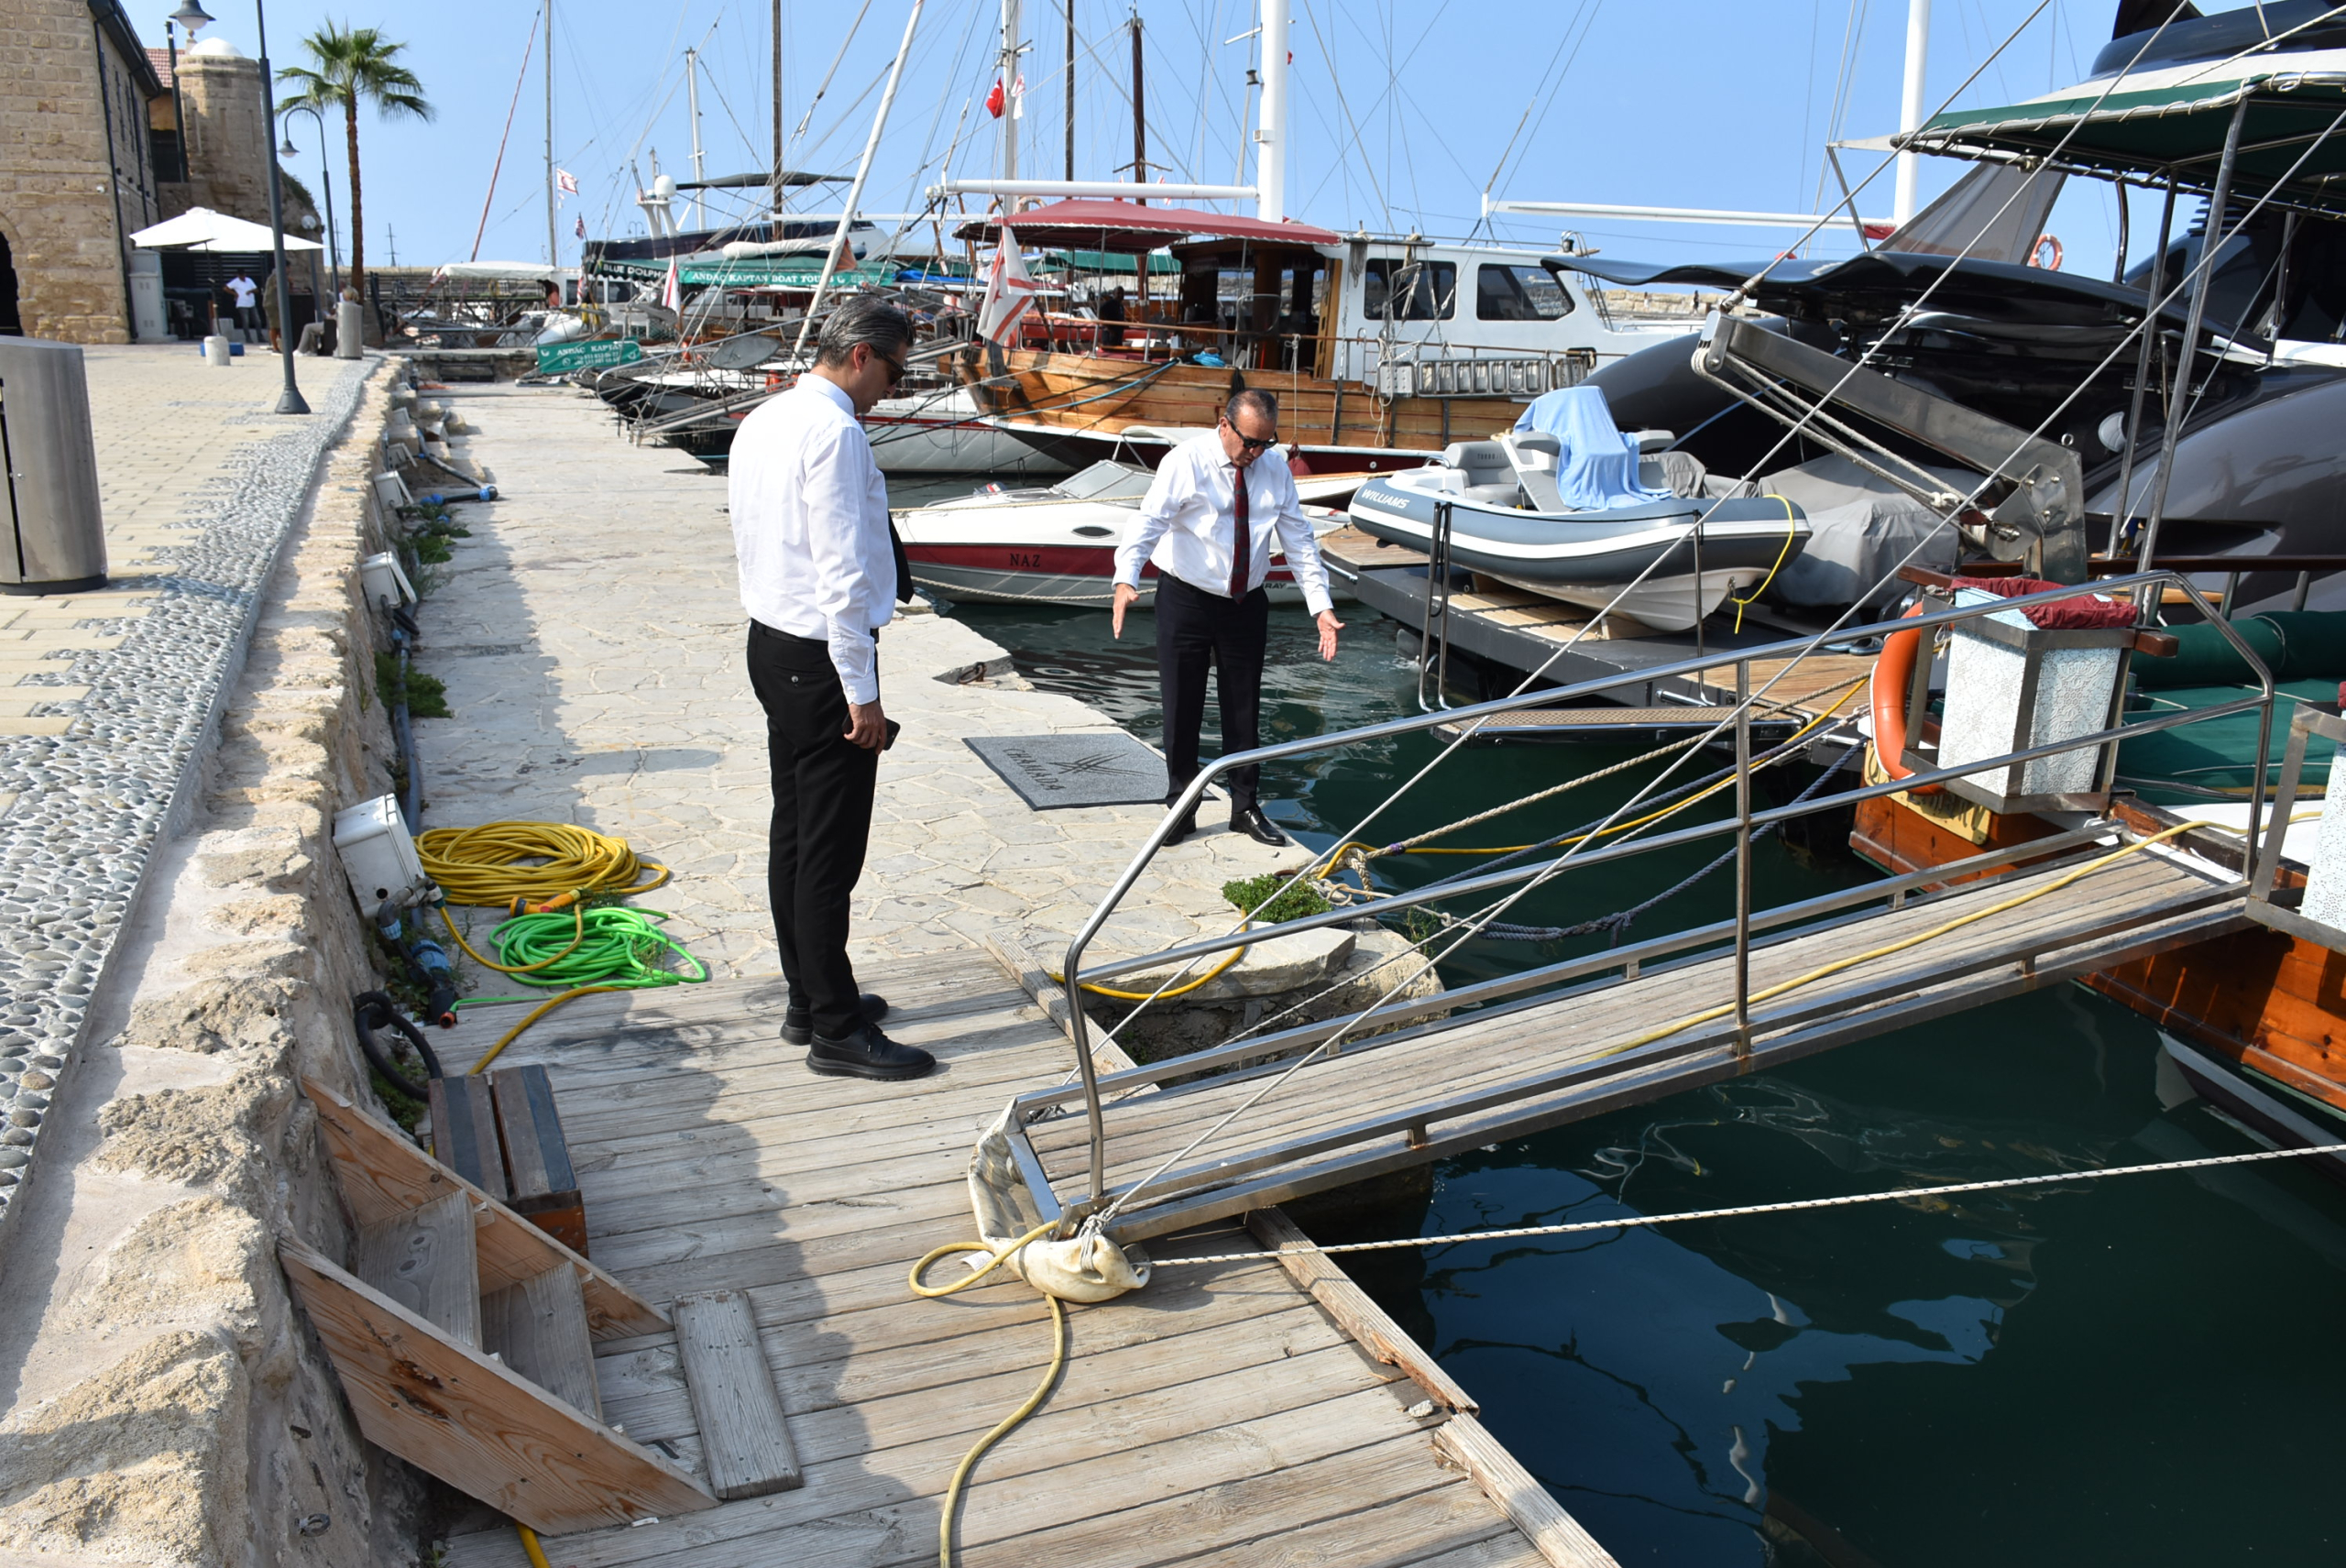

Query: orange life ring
2029,233,2064,270
1870,602,1940,795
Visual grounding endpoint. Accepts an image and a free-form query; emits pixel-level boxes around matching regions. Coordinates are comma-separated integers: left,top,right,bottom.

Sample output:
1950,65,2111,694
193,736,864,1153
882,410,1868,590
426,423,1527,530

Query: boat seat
1639,450,1709,498
1498,432,1569,513
1439,440,1527,509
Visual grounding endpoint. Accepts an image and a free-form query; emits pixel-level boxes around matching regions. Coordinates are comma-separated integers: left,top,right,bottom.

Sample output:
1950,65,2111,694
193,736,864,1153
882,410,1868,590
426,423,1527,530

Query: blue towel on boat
1513,386,1672,510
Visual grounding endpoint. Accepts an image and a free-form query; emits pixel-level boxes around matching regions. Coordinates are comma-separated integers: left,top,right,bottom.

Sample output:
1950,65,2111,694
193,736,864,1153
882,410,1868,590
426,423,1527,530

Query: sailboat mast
794,0,926,356
1001,0,1021,181
1130,13,1146,203
685,48,707,230
1257,0,1288,220
1894,0,1931,225
544,0,556,267
1064,0,1076,181
772,0,783,222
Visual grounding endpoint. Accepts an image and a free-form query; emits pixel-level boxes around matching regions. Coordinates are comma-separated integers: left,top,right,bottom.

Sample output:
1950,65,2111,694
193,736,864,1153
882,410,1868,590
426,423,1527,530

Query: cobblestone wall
0,361,435,1563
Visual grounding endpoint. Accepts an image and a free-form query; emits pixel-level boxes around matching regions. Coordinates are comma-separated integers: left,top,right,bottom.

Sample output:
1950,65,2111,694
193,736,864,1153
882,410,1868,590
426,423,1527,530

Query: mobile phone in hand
883,718,903,751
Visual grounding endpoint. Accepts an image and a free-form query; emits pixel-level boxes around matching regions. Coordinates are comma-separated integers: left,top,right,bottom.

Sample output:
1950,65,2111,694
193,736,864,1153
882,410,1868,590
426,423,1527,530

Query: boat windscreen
1055,460,1157,500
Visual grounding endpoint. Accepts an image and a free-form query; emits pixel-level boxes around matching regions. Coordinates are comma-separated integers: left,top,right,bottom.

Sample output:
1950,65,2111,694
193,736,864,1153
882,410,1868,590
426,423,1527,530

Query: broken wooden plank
279,1237,715,1536
672,1289,803,1498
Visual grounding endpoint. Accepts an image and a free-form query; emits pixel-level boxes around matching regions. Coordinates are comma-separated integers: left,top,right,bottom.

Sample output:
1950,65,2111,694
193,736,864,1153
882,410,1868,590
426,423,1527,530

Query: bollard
335,299,365,359
203,334,233,367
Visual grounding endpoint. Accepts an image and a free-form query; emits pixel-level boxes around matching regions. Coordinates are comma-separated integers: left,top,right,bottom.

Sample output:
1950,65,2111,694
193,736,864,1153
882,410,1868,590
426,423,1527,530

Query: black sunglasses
870,347,907,386
1225,419,1277,453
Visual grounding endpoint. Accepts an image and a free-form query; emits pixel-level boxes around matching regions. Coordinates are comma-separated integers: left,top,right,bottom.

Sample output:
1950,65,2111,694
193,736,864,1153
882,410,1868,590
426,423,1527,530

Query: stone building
0,4,322,343
0,0,166,342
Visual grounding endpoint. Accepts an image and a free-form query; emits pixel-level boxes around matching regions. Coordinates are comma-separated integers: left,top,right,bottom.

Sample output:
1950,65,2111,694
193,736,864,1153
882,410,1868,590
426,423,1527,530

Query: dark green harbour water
927,585,2346,1566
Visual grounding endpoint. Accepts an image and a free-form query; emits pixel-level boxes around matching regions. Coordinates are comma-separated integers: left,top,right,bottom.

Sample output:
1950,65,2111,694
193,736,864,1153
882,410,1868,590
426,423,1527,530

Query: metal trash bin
0,338,109,596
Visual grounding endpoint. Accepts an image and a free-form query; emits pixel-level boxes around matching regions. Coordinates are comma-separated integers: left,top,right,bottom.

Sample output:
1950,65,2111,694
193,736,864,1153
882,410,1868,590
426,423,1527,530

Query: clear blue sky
175,1,2242,278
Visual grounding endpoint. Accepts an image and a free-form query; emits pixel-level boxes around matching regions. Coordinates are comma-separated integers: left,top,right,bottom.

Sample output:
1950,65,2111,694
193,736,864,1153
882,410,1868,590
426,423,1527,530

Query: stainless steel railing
1050,571,2279,1212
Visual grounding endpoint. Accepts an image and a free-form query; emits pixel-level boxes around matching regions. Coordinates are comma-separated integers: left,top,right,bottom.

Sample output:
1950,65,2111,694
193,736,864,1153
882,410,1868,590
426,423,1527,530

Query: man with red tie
1111,389,1342,845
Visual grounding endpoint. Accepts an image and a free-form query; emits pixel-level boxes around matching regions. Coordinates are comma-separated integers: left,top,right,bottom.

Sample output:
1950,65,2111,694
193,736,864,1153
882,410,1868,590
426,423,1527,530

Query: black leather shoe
781,992,889,1046
806,1023,936,1081
1232,805,1288,847
1163,806,1198,844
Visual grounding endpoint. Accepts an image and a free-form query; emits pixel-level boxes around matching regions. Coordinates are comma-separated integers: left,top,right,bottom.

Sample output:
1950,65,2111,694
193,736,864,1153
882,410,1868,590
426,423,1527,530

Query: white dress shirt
1113,433,1334,615
729,376,897,704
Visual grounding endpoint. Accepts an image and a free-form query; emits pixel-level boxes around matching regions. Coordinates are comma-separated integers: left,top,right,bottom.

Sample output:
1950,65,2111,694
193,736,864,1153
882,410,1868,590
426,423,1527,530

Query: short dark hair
1225,389,1278,429
815,294,914,369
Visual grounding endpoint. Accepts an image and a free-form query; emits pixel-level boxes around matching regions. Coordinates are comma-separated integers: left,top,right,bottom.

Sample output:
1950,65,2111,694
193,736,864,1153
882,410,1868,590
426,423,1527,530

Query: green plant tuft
374,652,451,718
1222,872,1331,925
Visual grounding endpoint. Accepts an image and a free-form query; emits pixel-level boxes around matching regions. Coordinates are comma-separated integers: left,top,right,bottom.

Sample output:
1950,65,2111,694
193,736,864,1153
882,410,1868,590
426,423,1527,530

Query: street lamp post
171,0,308,414
279,106,340,304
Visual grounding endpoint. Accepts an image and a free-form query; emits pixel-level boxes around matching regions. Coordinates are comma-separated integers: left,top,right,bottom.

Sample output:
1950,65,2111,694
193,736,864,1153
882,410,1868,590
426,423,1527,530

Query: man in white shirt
731,296,933,1082
1112,390,1342,845
224,273,260,335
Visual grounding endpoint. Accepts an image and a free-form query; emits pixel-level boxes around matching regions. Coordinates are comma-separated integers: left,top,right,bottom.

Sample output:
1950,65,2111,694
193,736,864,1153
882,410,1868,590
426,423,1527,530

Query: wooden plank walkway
430,949,1589,1568
1022,844,2252,1241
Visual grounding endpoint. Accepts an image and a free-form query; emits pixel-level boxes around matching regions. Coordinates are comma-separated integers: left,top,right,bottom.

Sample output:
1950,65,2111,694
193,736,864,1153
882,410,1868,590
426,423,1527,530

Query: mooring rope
1156,1141,2346,1266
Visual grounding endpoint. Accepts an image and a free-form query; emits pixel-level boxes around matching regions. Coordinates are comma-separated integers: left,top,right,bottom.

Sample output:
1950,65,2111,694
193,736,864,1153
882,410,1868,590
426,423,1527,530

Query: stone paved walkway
0,345,375,1238
411,383,1305,991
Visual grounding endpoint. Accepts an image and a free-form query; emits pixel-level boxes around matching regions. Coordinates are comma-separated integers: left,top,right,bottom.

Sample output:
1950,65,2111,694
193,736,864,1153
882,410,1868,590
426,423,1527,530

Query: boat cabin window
1475,263,1572,321
1055,460,1157,501
1362,259,1456,321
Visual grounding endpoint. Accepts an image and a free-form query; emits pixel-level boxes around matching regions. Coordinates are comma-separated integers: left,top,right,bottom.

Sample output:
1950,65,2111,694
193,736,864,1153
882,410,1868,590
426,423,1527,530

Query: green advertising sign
536,336,645,375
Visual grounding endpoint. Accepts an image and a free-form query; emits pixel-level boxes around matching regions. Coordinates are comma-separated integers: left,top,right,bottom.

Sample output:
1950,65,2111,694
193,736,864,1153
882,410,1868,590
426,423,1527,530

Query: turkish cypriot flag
977,231,1039,346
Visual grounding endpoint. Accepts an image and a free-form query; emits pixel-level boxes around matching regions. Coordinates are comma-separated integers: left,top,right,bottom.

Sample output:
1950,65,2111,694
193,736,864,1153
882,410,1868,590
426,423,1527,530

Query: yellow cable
910,1223,1069,1568
1375,680,1866,859
1592,817,2223,1063
1049,924,1252,1001
1726,496,1801,634
515,1524,552,1568
439,901,586,975
466,986,621,1079
418,820,669,906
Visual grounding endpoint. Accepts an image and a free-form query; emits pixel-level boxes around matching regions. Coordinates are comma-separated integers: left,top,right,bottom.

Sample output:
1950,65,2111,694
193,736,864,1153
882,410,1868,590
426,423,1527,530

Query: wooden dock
1318,525,1876,721
427,949,1612,1567
1013,839,2253,1242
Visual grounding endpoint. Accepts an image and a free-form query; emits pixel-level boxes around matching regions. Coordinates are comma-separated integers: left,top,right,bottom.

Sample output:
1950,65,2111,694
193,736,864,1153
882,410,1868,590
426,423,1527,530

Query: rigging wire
1077,4,2241,1212
1156,1140,2346,1266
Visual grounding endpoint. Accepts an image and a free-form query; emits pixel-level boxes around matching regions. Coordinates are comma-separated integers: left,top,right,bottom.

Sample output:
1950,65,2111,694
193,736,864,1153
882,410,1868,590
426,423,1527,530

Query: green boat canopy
1040,249,1179,275
1901,71,2346,214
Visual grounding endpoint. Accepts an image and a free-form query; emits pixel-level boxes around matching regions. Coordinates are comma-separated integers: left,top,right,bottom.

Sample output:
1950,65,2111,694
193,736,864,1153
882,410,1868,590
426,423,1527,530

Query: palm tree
277,23,432,303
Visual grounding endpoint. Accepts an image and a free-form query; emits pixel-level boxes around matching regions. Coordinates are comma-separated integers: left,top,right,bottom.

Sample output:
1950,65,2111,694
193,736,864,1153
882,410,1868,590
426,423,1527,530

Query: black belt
752,621,883,643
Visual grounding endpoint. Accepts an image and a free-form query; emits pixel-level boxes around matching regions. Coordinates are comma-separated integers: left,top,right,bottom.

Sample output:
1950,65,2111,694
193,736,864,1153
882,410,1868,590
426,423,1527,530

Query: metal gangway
1001,575,2279,1245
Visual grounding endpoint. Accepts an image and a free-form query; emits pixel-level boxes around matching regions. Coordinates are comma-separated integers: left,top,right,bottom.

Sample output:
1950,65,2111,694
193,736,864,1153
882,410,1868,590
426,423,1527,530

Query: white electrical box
359,551,416,610
333,795,430,911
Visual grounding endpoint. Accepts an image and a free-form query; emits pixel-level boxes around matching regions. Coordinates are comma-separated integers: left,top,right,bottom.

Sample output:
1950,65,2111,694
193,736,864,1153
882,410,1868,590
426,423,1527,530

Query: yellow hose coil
417,820,669,907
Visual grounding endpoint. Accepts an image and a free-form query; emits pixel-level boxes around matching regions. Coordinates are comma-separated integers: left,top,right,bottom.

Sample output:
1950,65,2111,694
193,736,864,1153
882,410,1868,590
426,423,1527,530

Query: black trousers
746,622,879,1038
1155,574,1269,812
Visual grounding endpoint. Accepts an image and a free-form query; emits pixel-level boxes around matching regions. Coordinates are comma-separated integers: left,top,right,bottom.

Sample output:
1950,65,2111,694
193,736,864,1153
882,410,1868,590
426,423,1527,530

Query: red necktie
1228,468,1251,599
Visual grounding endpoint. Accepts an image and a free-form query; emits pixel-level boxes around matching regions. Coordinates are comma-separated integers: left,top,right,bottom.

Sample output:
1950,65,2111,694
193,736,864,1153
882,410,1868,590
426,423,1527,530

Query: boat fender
1869,601,1940,795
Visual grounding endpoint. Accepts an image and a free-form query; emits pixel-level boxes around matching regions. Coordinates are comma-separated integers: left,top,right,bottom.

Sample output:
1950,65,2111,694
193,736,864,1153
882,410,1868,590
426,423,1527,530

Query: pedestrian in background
729,296,932,1083
1111,389,1343,845
224,272,259,337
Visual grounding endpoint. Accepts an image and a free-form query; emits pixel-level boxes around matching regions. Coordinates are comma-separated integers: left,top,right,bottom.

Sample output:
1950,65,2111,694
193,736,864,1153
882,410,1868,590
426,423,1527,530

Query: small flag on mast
976,229,1038,346
575,214,586,239
556,169,579,198
661,256,682,313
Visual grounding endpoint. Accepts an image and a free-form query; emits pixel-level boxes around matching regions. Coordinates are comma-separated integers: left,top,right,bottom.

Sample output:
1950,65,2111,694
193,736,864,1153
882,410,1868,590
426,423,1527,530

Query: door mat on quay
965,732,1171,810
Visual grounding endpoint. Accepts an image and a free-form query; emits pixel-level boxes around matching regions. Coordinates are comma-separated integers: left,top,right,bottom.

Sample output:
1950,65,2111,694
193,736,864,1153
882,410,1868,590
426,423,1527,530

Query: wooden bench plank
352,1191,482,1347
485,1266,603,1420
672,1290,803,1498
